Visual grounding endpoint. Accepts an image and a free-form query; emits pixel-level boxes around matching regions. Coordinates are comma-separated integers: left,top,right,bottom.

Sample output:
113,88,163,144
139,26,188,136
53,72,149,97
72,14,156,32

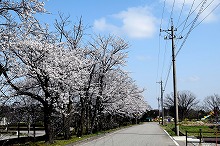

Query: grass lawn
180,125,219,137
20,134,100,146
161,122,176,136
162,122,220,138
19,125,133,146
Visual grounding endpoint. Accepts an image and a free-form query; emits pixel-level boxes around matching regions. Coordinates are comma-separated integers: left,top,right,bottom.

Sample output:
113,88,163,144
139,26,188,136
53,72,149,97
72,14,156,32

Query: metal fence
185,128,220,146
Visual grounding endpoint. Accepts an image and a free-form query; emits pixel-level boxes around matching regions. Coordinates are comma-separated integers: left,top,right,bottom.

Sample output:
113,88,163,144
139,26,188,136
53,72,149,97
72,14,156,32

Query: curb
162,129,180,146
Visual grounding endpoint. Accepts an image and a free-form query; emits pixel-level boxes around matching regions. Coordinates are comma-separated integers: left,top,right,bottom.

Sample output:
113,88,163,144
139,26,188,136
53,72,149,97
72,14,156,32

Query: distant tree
187,105,207,120
164,90,199,121
203,94,220,111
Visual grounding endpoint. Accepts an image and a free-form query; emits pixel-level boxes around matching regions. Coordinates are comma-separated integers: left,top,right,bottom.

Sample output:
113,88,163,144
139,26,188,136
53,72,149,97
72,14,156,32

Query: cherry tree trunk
77,98,85,137
63,114,71,140
44,107,54,144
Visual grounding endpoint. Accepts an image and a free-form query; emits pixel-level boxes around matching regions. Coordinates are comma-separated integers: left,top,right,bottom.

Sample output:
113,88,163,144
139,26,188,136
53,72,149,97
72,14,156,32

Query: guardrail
0,123,45,145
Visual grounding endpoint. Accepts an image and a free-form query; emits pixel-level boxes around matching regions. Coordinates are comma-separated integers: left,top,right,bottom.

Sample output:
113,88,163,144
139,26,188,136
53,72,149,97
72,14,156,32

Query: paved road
71,122,178,146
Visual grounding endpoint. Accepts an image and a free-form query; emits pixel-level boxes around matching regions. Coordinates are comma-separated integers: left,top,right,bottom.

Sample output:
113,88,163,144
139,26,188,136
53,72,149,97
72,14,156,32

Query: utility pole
157,97,160,124
160,18,182,136
157,81,164,125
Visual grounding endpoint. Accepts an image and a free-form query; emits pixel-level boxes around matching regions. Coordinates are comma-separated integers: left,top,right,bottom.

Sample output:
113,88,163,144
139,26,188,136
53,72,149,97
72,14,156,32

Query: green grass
161,123,176,136
162,122,220,138
35,134,100,146
180,125,220,138
19,133,105,146
20,124,134,146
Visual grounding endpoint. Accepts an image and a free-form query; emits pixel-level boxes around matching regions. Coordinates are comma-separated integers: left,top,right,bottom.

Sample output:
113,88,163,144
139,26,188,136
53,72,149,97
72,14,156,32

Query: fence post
199,128,202,143
186,130,187,146
17,122,20,139
33,123,36,141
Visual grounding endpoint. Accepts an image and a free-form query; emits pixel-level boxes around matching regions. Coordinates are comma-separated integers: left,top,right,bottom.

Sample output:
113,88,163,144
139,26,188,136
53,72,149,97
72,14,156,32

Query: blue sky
39,0,220,109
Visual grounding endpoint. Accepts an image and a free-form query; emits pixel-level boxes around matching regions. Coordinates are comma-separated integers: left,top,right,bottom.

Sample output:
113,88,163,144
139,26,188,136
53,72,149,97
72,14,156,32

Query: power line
175,0,196,49
160,0,217,93
176,0,219,57
177,0,198,30
170,0,176,20
165,0,176,30
157,0,167,99
176,0,186,27
179,0,215,35
156,33,161,86
161,40,168,79
193,0,220,30
160,0,175,93
160,0,167,29
159,0,174,93
162,0,197,91
176,0,208,56
163,60,172,91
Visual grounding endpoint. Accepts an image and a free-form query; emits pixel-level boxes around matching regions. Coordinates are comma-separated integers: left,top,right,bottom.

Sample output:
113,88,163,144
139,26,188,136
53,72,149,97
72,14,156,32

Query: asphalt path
71,122,178,146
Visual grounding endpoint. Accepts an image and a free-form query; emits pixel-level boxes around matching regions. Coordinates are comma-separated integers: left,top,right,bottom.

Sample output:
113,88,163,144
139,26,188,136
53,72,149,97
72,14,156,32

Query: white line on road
162,129,180,146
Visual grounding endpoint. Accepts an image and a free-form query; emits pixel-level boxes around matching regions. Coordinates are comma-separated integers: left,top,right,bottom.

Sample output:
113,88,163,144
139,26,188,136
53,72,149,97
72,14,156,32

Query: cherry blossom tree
86,35,128,133
0,0,46,97
101,70,148,126
0,0,45,19
0,1,150,143
0,16,81,143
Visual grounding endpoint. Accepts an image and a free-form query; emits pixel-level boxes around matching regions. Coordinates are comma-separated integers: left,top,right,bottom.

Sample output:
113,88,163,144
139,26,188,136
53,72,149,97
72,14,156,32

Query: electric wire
162,0,183,91
161,0,202,91
162,0,194,91
156,33,161,84
161,40,168,79
161,0,220,92
157,0,166,82
176,0,215,54
163,60,172,91
161,0,197,91
160,0,166,29
166,0,176,29
175,0,186,48
170,0,176,20
178,0,215,36
157,0,167,98
177,0,197,33
176,0,186,27
175,0,197,48
192,0,220,31
160,0,174,92
176,0,208,56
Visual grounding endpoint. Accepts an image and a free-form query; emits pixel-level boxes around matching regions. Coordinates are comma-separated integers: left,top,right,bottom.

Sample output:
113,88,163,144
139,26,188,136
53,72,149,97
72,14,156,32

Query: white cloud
93,6,159,39
93,18,119,33
165,0,220,23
